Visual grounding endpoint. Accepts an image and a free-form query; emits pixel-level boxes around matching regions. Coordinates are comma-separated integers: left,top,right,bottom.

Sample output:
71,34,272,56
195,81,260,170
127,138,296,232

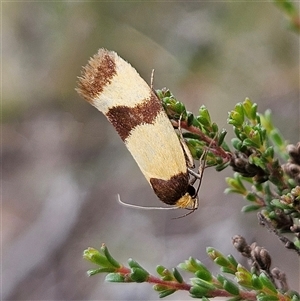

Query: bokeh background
2,2,299,300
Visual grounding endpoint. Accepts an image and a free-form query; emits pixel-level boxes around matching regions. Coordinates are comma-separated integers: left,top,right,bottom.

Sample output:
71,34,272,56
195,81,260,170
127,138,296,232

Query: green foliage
83,244,300,300
83,88,300,300
158,90,299,251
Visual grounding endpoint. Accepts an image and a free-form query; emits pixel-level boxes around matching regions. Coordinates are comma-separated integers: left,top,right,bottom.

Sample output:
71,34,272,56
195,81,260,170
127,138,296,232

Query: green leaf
128,258,149,274
264,146,274,160
242,138,260,148
105,273,126,282
158,289,176,298
187,112,194,127
223,279,240,296
218,129,227,146
226,176,247,195
87,267,116,276
190,257,206,272
245,192,257,202
153,284,166,291
231,138,243,151
175,101,186,114
221,267,236,275
189,285,209,298
257,294,279,301
216,273,227,285
191,277,216,290
131,267,149,283
172,268,183,283
251,274,263,290
227,255,238,269
241,204,262,212
156,265,166,276
259,273,277,294
271,199,290,210
101,244,121,268
227,297,242,301
214,256,230,267
194,266,213,282
211,122,219,133
270,129,285,147
249,102,258,121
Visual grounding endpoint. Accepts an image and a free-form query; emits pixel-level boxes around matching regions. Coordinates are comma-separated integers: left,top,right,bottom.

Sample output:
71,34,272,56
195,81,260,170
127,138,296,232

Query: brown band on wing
106,93,163,141
150,172,189,205
76,50,117,102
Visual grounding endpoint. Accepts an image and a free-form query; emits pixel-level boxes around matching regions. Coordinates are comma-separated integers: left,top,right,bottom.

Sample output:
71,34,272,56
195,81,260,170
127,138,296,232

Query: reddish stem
147,275,191,291
171,119,231,161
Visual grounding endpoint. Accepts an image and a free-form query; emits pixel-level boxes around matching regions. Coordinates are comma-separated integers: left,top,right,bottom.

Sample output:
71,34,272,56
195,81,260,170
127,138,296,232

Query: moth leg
178,114,194,168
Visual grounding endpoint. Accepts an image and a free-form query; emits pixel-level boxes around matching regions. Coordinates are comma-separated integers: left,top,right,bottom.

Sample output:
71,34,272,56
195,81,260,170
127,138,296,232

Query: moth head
175,185,198,211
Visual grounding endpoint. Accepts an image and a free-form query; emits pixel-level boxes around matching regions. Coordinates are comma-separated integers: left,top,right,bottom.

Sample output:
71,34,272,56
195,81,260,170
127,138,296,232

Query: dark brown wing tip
75,48,117,103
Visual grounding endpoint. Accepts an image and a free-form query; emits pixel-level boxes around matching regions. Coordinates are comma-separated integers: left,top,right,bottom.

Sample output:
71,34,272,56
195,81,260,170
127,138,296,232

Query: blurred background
2,2,299,300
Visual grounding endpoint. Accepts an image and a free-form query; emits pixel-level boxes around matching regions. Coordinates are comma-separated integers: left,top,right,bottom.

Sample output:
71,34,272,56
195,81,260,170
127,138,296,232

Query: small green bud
233,103,245,121
83,247,110,267
242,98,253,119
198,106,211,126
228,111,244,127
235,264,252,287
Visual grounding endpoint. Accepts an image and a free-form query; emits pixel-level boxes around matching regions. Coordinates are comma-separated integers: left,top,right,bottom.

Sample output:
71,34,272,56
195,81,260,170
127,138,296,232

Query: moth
76,49,203,213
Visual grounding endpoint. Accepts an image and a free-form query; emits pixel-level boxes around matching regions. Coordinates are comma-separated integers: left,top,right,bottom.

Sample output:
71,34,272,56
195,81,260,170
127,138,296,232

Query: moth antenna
117,194,179,211
150,69,155,89
172,207,197,219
